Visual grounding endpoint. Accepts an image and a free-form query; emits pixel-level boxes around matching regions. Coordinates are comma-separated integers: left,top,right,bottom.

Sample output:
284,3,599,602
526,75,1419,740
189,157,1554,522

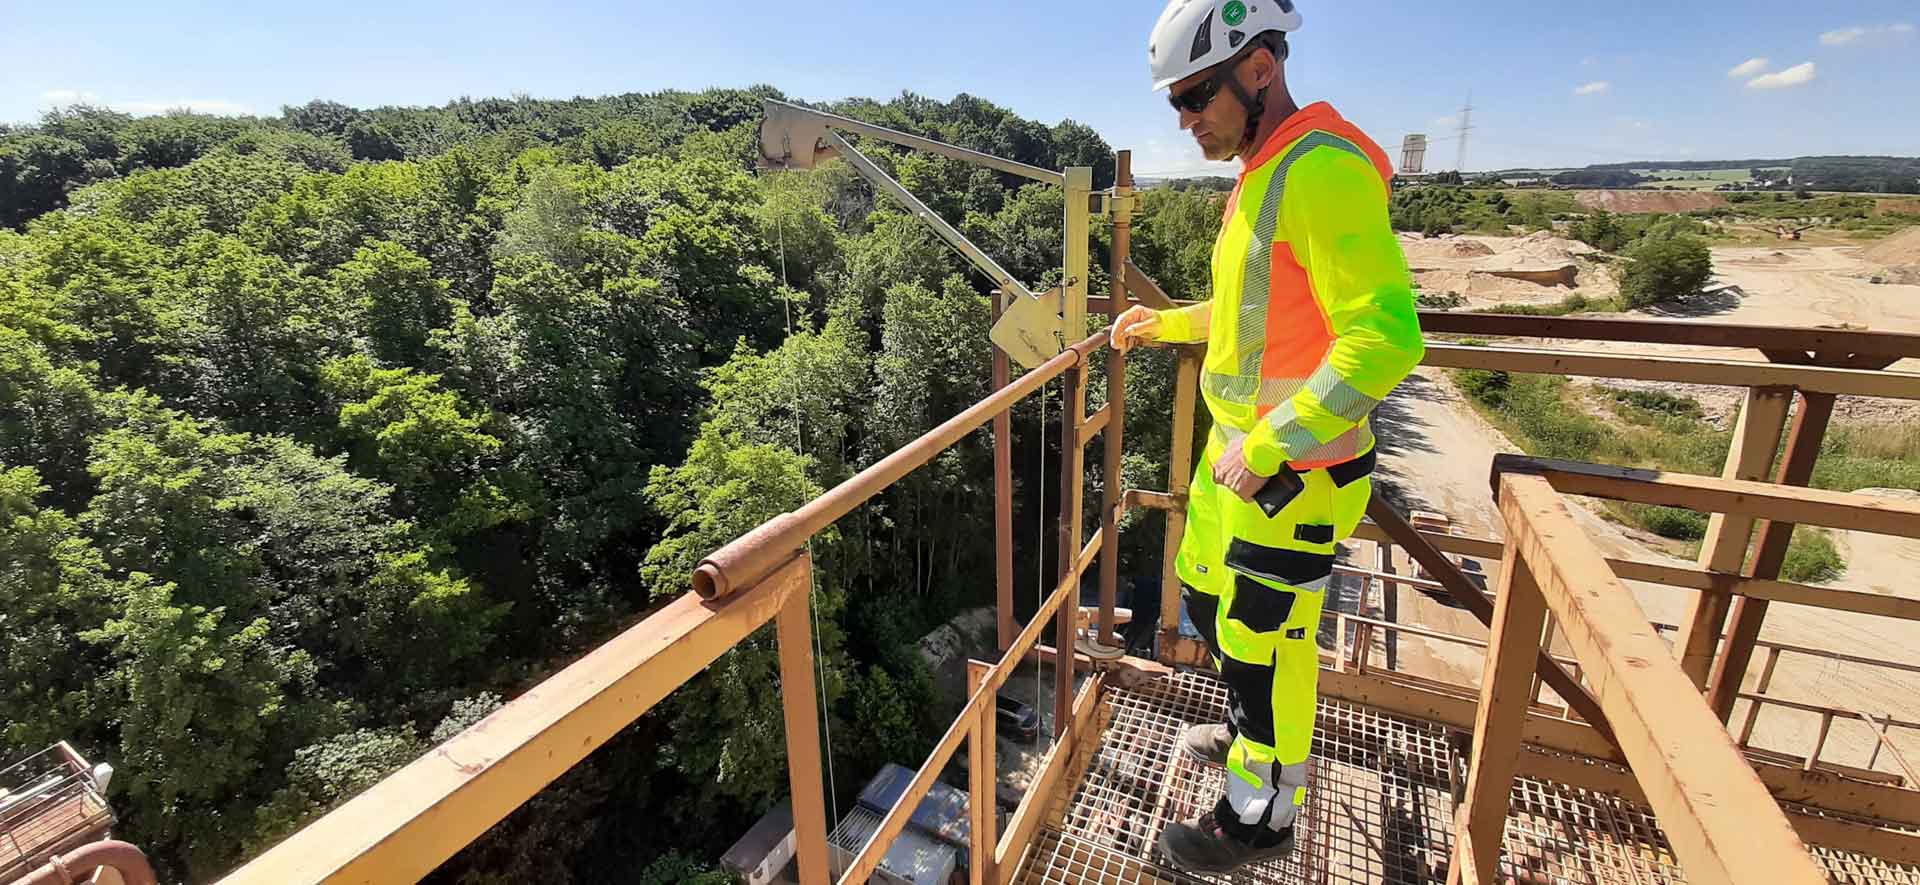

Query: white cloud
1431,114,1462,129
1616,117,1648,130
1821,26,1868,45
32,89,250,116
1822,23,1912,45
1747,62,1817,89
1574,81,1610,95
39,89,102,106
1581,55,1599,66
1727,57,1770,78
112,98,254,116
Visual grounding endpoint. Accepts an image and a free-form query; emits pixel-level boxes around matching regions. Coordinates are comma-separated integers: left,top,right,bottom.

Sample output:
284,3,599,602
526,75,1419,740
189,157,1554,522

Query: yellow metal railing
1449,456,1920,884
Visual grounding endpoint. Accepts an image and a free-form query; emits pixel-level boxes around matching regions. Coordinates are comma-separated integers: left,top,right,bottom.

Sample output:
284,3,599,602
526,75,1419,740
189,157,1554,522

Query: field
1634,167,1754,190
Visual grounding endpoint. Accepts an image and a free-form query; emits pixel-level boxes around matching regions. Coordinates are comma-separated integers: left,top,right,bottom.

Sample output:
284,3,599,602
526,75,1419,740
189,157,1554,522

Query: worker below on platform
1112,0,1424,872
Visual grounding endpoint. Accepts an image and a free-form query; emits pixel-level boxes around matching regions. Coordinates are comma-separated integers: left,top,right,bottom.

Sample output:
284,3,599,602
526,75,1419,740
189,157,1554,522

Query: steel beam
1677,386,1790,688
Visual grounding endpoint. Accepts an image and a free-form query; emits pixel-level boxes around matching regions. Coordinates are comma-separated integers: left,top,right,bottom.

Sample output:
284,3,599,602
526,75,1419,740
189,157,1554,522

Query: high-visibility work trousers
1176,433,1375,838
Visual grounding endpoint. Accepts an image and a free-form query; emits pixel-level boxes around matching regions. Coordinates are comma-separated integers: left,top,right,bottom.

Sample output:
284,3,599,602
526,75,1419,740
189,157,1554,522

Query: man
1112,0,1424,872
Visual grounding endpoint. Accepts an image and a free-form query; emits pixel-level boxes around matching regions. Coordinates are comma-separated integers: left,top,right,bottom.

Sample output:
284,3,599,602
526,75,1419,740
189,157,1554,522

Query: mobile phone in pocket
1251,466,1306,519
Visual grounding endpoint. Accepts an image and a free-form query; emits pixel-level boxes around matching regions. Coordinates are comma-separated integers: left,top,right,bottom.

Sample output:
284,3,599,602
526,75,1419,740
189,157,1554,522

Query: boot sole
1159,834,1296,873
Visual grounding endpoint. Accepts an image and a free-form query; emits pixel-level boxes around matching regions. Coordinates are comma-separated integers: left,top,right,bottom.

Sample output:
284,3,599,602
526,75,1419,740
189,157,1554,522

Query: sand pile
1441,239,1496,258
1504,231,1596,264
1859,227,1920,267
1400,235,1496,263
1859,228,1920,285
1574,190,1728,213
1414,269,1573,304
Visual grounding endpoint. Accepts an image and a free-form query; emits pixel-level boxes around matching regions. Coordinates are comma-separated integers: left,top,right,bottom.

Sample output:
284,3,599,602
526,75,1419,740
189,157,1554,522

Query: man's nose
1178,107,1202,130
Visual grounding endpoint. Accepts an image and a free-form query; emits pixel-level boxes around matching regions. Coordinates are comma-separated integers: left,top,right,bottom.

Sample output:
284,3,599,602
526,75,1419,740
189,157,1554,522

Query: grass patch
1417,291,1465,309
1450,360,1920,581
1781,528,1844,583
1451,370,1920,579
1812,422,1920,493
1451,370,1734,540
1598,385,1703,419
1626,503,1709,540
1451,371,1725,469
1473,292,1623,316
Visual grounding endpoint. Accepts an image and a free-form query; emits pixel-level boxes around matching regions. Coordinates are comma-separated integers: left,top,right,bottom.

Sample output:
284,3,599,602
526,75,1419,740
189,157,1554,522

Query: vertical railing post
1054,362,1087,737
1096,151,1133,648
992,297,1015,651
1378,539,1399,672
966,661,998,885
775,555,831,885
1531,615,1559,708
1158,349,1200,658
1062,166,1091,353
1807,712,1835,772
1450,544,1550,885
1709,390,1837,720
1737,646,1783,746
1677,386,1790,688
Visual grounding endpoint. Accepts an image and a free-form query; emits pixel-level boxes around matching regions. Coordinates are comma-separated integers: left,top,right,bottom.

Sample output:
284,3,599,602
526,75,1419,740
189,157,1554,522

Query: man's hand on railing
1111,304,1161,353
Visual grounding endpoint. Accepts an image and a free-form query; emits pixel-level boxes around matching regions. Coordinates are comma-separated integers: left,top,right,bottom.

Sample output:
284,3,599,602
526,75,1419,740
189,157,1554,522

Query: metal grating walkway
1010,669,1920,885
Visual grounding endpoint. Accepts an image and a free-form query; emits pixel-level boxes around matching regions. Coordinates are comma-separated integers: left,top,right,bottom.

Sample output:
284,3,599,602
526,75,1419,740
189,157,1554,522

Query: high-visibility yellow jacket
1155,102,1423,475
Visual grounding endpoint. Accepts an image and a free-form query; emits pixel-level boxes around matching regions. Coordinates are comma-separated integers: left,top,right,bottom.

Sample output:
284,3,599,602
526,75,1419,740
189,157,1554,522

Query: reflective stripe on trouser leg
1216,571,1327,834
1209,461,1349,836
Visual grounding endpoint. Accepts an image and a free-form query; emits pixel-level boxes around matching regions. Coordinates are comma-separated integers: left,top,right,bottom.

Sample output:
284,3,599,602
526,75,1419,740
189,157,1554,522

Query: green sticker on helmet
1222,0,1246,26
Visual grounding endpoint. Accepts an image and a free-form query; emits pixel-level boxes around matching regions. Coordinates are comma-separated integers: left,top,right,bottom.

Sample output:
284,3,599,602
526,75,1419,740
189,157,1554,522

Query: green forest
0,89,1226,881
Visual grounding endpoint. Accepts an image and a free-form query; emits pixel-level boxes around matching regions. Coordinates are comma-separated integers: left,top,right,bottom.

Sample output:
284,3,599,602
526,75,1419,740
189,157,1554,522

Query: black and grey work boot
1180,723,1233,767
1158,812,1296,873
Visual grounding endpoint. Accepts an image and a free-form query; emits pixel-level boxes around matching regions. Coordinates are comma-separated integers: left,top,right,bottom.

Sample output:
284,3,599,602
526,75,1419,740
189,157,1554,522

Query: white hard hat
1148,0,1302,92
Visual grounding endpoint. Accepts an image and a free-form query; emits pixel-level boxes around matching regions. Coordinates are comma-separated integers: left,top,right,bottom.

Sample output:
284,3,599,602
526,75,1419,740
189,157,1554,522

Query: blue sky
3,0,1915,173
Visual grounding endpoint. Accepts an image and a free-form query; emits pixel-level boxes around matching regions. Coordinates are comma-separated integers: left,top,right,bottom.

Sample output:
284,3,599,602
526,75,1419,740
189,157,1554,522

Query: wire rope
776,189,841,831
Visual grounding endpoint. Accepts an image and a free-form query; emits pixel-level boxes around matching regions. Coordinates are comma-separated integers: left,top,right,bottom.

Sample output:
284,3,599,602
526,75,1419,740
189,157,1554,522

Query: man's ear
1245,47,1277,91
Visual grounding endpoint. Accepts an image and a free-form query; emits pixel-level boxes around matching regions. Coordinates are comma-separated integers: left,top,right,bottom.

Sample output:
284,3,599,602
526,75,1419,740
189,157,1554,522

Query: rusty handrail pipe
20,841,158,885
693,330,1109,600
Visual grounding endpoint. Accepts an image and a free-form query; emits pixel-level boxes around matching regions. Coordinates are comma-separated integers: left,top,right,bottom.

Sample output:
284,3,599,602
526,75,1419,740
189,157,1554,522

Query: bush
1570,210,1629,252
637,853,734,885
1417,290,1465,309
1454,368,1511,406
1601,386,1703,419
1630,504,1708,540
1619,235,1711,308
1780,528,1844,583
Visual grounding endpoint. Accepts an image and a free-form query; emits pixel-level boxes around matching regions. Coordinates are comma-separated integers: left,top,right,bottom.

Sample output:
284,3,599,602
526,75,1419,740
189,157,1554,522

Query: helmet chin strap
1223,76,1268,159
1223,37,1287,159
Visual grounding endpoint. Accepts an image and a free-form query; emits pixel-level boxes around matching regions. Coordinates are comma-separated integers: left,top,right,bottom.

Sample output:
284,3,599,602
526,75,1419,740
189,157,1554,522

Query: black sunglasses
1168,35,1287,114
1167,67,1234,114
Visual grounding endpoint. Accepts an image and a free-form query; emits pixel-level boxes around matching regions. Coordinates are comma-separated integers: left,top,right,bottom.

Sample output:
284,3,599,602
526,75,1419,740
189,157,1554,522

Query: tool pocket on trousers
1226,539,1335,588
1227,574,1296,634
1219,655,1278,747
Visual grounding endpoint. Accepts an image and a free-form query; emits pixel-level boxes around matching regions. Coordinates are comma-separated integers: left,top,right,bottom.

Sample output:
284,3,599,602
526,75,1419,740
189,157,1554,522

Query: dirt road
1368,240,1920,776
